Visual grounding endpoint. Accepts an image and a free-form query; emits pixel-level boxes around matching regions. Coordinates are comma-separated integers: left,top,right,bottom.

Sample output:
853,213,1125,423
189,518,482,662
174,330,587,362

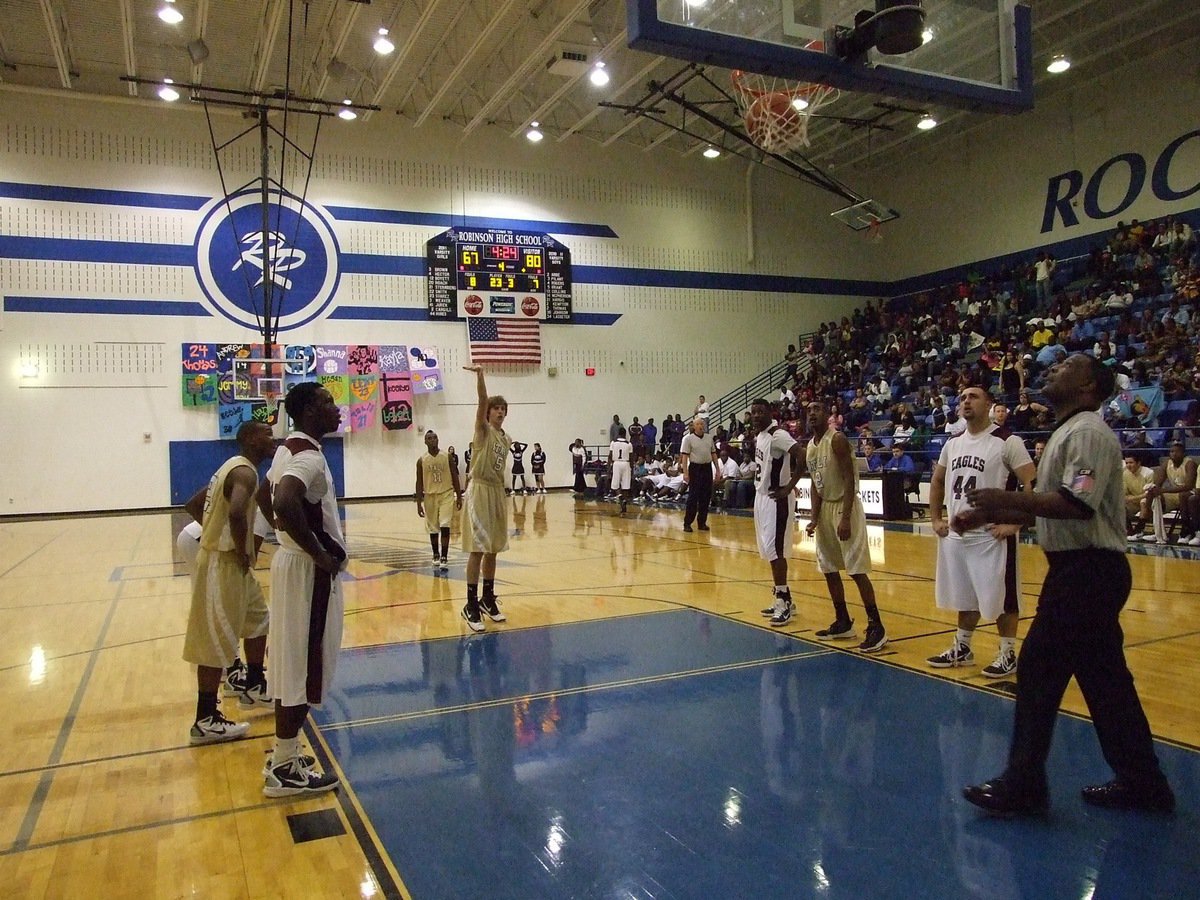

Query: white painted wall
873,38,1200,275
0,90,875,514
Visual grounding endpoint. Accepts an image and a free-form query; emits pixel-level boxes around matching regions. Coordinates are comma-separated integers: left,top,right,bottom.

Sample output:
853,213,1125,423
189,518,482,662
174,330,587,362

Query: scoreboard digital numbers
426,228,572,322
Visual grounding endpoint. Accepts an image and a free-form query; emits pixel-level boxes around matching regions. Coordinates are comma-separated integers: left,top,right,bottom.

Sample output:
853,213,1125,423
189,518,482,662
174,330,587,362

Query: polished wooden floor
1,492,1197,898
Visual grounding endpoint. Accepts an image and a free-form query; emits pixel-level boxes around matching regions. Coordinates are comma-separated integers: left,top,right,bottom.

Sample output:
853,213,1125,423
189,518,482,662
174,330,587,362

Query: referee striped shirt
1037,409,1127,552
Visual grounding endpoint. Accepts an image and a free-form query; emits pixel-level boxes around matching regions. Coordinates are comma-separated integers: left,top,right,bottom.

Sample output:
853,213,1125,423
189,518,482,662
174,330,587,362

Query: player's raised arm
464,364,488,441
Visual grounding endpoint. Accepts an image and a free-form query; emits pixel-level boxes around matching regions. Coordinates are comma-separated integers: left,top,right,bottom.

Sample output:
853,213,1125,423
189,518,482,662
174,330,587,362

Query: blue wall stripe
5,296,208,316
340,254,425,276
573,264,889,295
325,206,619,238
0,236,193,266
0,181,209,210
327,305,431,321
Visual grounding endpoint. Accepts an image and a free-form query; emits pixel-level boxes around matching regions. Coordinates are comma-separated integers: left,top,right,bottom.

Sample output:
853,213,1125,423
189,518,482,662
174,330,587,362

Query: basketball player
178,495,272,697
531,443,547,493
927,386,1035,677
961,354,1174,815
264,382,345,797
609,426,634,516
510,440,529,495
804,399,887,652
460,365,513,633
181,421,275,745
748,398,804,626
416,429,463,571
1140,440,1195,544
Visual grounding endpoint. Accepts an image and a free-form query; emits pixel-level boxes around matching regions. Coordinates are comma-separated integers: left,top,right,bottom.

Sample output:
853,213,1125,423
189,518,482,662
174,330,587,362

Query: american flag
467,317,542,364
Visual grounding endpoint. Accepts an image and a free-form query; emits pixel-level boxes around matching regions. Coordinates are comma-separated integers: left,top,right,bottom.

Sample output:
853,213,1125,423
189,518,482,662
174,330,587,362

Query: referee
956,354,1174,816
679,417,721,532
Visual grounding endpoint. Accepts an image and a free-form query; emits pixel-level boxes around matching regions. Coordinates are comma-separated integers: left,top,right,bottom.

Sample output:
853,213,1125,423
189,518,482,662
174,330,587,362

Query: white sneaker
238,681,273,710
263,757,339,798
1188,535,1200,547
189,711,250,745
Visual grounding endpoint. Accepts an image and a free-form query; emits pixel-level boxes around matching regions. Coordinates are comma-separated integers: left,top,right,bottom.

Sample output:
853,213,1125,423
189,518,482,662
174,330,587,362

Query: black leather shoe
1081,779,1174,813
682,525,693,533
963,779,1049,817
697,524,710,531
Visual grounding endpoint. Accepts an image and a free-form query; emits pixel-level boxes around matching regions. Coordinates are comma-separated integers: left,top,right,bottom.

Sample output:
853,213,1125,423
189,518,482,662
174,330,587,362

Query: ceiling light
588,62,610,87
1047,54,1071,74
791,96,809,112
158,79,180,102
373,28,395,55
526,121,543,142
338,100,357,121
917,113,937,130
685,0,708,6
921,28,934,45
703,146,720,159
20,362,39,379
158,0,183,25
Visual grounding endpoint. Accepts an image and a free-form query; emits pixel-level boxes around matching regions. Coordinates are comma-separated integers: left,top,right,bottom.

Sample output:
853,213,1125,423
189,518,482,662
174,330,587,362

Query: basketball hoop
864,215,884,244
731,69,840,153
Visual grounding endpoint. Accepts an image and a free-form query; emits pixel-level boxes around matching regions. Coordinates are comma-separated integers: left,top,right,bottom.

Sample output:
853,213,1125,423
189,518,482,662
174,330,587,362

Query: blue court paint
314,610,1200,899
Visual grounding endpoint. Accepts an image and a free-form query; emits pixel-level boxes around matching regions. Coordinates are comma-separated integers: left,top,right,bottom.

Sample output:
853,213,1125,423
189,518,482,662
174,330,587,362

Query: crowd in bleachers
750,214,1200,480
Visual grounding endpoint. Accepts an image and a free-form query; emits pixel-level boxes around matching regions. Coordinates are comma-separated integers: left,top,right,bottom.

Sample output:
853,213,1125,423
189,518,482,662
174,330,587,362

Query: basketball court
1,495,1197,897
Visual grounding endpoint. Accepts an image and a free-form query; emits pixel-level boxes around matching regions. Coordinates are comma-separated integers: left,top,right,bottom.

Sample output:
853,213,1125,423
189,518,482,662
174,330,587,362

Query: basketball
744,91,804,153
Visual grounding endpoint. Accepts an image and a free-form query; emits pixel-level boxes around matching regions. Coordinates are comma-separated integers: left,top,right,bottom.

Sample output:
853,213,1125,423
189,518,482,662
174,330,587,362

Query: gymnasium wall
874,37,1200,278
0,90,881,515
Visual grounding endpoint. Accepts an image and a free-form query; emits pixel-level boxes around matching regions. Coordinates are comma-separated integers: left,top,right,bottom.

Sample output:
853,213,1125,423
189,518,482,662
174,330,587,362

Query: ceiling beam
310,0,360,101
117,0,137,96
413,0,521,128
461,0,593,137
191,0,210,85
509,27,628,138
37,0,72,89
366,0,450,121
249,0,287,93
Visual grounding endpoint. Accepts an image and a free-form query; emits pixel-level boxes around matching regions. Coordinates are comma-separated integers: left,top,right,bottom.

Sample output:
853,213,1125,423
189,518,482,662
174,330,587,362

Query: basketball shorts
176,522,202,576
754,494,794,562
182,548,270,669
269,546,344,708
611,460,632,490
935,531,1019,621
813,497,871,575
462,482,510,554
424,490,455,532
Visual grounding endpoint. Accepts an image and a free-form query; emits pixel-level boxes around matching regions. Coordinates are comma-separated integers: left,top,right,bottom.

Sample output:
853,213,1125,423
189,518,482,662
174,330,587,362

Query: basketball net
731,69,840,153
864,215,884,244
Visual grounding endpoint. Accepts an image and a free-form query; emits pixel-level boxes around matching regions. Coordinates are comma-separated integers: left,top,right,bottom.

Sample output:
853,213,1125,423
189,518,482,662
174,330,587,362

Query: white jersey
937,426,1032,537
609,439,633,463
755,424,798,497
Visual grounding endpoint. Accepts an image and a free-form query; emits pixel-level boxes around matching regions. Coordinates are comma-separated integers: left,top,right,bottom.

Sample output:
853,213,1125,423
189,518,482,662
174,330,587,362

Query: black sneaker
858,621,887,652
479,594,506,623
768,597,794,627
461,603,485,633
981,650,1017,678
815,619,856,640
223,659,247,696
263,757,339,798
928,643,974,668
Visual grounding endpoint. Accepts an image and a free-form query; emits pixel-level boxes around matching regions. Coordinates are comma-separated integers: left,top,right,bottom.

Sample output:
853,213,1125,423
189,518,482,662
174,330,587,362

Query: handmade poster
408,344,443,394
381,370,413,431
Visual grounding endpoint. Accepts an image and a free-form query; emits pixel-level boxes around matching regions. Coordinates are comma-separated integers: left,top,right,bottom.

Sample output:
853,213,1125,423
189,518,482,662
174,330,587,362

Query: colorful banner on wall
1113,385,1165,425
183,342,438,436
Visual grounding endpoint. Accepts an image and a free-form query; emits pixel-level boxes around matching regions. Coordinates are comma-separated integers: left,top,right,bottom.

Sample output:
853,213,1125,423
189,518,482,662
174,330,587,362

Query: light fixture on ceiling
921,27,934,44
158,78,180,102
589,61,610,87
526,121,544,142
917,113,937,130
702,146,720,159
338,100,358,120
1047,54,1071,74
685,0,708,6
158,0,183,25
791,96,809,111
374,28,395,55
19,361,39,379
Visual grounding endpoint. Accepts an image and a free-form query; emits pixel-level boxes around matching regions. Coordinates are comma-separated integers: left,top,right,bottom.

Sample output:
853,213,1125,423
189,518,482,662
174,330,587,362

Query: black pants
684,462,713,527
1006,549,1165,789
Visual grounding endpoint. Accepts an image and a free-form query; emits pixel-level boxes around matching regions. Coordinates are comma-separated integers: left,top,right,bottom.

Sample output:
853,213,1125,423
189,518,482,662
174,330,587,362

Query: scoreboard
426,227,572,322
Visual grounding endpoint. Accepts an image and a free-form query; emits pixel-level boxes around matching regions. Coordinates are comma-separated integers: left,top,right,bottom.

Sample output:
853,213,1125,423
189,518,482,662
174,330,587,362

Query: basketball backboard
627,0,1033,113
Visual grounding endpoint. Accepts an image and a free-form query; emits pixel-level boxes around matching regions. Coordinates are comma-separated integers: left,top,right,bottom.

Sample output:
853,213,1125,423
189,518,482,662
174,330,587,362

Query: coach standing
680,417,721,533
957,354,1173,816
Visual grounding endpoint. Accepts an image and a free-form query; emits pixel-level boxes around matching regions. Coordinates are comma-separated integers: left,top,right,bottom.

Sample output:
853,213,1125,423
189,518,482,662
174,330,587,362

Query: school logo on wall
193,191,341,331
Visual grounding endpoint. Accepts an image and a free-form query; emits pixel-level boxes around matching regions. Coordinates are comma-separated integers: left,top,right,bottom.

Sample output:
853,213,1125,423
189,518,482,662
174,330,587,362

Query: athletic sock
196,691,218,722
483,578,495,600
429,534,439,555
956,628,974,649
999,637,1016,655
273,736,301,767
832,600,851,622
466,584,478,607
246,663,266,689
